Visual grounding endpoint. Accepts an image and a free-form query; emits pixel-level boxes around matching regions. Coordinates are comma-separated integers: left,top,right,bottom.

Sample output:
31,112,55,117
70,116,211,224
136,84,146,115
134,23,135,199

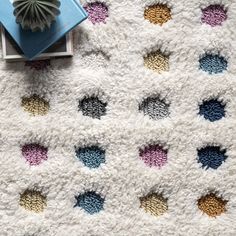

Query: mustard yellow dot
140,193,168,217
144,4,172,25
198,193,227,217
21,95,49,116
144,51,169,73
19,190,47,213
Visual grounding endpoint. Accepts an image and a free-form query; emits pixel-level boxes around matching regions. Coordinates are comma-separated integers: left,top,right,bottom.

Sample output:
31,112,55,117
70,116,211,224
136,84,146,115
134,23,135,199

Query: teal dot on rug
75,146,105,168
78,96,107,119
199,54,227,74
74,191,104,214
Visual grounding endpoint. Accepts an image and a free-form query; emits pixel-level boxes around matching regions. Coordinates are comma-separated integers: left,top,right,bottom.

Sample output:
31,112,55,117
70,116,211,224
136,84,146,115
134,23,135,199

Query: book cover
0,0,87,60
1,27,73,61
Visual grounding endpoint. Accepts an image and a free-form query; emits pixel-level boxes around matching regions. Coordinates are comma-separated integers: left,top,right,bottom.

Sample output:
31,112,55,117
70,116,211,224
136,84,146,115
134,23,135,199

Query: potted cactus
13,0,61,32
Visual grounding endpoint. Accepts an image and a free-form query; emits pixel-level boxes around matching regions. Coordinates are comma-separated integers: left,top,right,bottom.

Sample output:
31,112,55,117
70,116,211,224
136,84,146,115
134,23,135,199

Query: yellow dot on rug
198,193,227,217
140,193,168,217
19,190,47,213
144,4,171,25
144,51,169,73
21,95,49,116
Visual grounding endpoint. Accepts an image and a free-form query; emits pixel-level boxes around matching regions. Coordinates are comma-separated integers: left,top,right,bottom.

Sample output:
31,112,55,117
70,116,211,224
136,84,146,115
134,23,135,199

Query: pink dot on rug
22,144,48,166
84,2,109,24
139,145,167,168
201,5,227,27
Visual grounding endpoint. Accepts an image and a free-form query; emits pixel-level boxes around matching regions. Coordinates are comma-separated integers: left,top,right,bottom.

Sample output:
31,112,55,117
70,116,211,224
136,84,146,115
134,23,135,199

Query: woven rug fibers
0,0,236,235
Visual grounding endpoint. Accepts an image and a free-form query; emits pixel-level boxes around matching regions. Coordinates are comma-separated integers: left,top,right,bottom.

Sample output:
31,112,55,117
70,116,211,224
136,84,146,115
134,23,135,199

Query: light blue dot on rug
75,146,105,168
199,54,227,74
199,99,225,122
74,191,104,214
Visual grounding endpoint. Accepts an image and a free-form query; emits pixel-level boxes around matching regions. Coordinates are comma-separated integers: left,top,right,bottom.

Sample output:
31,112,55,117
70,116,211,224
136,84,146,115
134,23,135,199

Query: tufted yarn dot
144,51,169,73
84,2,109,24
74,191,104,214
75,146,105,169
199,99,225,122
199,54,227,74
25,60,51,70
22,143,48,166
197,146,227,170
139,145,167,168
139,97,170,120
79,96,107,119
140,193,168,217
19,190,47,213
21,95,49,116
144,4,171,25
198,193,227,217
201,5,227,27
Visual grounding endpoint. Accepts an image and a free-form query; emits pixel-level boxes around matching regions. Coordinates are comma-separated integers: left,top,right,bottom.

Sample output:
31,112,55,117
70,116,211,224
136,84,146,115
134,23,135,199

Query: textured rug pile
0,0,236,235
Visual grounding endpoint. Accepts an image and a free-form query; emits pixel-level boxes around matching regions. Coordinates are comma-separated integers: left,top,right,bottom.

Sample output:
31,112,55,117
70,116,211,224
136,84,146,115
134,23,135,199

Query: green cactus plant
13,0,61,32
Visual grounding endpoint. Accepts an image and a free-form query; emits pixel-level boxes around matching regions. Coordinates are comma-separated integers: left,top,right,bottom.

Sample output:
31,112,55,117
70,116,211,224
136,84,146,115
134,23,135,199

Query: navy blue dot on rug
199,54,228,74
74,191,104,214
199,99,225,122
78,96,107,119
198,146,227,170
75,146,105,169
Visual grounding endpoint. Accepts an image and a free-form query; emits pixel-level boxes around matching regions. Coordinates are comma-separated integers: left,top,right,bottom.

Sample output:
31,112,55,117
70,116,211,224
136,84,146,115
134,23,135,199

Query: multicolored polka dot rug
0,0,236,235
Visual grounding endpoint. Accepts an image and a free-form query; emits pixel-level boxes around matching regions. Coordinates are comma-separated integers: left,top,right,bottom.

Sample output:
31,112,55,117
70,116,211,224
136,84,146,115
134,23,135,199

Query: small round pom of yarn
84,2,109,24
22,143,48,166
74,191,104,214
144,51,169,73
198,193,227,217
25,60,51,71
197,146,227,170
199,99,225,122
201,5,227,27
139,145,168,169
21,95,49,116
79,96,107,119
139,97,170,120
13,0,61,31
140,193,168,217
199,54,227,74
144,4,171,25
75,146,105,169
19,190,47,213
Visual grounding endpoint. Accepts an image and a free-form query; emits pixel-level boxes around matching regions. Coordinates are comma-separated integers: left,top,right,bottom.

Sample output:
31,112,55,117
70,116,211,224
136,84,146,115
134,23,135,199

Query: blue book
0,0,87,60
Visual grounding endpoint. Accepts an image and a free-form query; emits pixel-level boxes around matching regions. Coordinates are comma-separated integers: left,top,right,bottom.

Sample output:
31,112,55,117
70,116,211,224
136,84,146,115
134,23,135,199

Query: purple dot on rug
201,5,227,27
139,145,168,169
25,60,51,71
84,2,109,24
22,143,48,166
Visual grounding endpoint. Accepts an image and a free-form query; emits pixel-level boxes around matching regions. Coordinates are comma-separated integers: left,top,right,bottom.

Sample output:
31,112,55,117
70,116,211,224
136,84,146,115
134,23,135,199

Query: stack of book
0,0,88,61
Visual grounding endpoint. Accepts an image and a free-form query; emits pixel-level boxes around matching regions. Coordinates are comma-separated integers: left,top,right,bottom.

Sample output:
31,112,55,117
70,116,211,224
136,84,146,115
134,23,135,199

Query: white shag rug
0,0,236,235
